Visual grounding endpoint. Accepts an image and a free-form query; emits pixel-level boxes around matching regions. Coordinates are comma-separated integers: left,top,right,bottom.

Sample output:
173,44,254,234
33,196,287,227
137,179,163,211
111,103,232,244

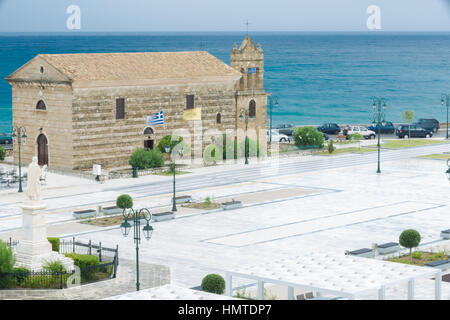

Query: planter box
173,195,192,204
377,242,400,255
348,248,373,258
153,211,175,222
441,229,450,240
221,201,243,210
73,209,97,219
102,206,122,216
425,260,450,270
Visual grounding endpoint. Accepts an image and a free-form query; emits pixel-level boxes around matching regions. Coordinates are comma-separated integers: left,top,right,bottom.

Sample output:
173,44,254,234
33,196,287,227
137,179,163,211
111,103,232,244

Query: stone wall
71,80,238,171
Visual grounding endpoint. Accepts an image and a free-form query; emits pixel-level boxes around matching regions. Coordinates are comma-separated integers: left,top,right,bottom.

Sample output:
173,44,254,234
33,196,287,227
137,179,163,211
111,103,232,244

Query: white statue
25,156,41,203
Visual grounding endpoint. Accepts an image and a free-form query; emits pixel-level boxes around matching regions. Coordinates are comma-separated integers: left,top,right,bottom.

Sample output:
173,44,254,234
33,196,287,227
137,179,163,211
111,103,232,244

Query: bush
47,237,60,252
201,274,225,294
294,127,324,148
412,251,423,259
64,253,99,268
13,267,29,286
0,240,15,273
43,260,66,273
348,133,364,141
327,140,335,154
399,229,421,262
129,148,164,169
116,194,133,209
0,146,5,161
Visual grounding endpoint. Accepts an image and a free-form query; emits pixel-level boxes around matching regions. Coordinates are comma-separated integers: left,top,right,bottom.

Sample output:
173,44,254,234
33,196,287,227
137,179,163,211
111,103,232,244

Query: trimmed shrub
201,274,226,294
0,146,5,161
294,127,324,148
116,194,133,209
47,237,60,252
43,260,66,273
64,253,99,269
327,140,335,154
399,229,421,262
129,148,165,169
348,133,364,141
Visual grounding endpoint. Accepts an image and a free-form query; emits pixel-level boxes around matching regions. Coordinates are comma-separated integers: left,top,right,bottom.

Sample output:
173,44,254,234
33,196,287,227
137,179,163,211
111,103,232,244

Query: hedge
47,237,60,252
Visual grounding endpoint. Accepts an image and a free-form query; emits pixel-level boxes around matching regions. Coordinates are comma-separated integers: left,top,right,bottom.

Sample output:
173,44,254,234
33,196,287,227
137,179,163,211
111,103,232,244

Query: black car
274,124,295,136
317,123,340,135
396,125,433,138
367,121,396,134
415,119,440,133
0,132,12,145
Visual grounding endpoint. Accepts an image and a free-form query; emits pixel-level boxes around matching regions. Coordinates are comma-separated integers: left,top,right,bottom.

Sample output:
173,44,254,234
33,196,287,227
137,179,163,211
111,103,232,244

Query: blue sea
1,32,450,133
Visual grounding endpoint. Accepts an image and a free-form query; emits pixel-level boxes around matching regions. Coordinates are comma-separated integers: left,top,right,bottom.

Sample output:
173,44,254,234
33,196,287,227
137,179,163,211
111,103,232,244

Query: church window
36,100,46,110
249,100,256,118
116,98,125,119
186,95,195,109
216,113,222,124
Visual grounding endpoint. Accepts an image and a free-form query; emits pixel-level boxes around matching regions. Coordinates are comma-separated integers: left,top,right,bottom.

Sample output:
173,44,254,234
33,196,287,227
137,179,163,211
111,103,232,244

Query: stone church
6,35,268,171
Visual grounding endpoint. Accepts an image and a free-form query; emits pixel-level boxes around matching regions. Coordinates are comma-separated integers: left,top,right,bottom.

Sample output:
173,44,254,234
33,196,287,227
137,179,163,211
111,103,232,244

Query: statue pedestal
15,202,74,271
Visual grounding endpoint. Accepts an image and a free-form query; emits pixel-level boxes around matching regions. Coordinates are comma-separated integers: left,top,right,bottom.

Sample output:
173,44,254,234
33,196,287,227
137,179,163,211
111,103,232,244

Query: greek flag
147,111,164,126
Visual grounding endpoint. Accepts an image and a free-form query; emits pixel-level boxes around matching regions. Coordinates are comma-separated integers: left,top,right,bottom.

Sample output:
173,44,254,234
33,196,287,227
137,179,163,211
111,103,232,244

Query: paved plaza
2,143,450,299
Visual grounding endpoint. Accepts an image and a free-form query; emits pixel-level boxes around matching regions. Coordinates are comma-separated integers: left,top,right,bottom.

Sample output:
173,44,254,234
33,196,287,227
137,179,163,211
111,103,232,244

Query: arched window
143,127,154,135
249,100,256,118
216,113,222,124
36,100,46,110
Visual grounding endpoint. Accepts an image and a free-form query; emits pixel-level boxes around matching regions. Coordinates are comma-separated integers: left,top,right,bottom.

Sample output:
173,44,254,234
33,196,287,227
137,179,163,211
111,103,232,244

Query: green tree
0,146,5,161
116,194,133,209
399,229,421,263
201,274,225,294
0,240,15,288
402,110,415,139
327,140,335,154
294,127,324,148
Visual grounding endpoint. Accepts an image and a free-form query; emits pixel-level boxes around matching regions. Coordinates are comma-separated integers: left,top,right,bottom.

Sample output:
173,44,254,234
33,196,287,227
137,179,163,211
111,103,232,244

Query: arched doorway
37,134,48,166
143,127,155,150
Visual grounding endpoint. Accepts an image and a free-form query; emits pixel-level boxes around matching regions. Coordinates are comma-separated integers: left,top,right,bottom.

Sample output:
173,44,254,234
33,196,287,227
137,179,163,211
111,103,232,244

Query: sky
0,0,449,32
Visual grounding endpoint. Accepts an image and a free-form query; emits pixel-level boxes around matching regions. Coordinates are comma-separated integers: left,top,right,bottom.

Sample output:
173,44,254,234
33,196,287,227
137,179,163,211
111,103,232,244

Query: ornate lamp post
372,98,387,174
268,96,279,143
239,108,249,165
441,95,450,140
120,207,153,291
165,144,184,212
11,126,27,193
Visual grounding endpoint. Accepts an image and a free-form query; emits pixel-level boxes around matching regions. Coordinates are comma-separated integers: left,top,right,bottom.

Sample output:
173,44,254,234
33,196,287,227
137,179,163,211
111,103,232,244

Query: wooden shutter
186,95,194,109
116,98,125,119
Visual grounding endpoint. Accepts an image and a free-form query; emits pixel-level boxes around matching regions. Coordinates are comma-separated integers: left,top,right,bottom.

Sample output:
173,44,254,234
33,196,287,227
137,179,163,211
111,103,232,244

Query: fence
2,237,119,290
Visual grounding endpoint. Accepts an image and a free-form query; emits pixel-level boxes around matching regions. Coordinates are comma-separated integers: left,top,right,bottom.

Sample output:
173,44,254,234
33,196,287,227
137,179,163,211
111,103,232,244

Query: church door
37,134,48,166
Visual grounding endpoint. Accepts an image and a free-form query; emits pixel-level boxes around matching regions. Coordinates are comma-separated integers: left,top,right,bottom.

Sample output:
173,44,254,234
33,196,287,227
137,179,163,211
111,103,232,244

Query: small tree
402,110,415,139
129,148,165,170
327,140,335,154
294,127,324,148
399,229,421,263
0,146,5,161
201,274,225,294
116,194,133,209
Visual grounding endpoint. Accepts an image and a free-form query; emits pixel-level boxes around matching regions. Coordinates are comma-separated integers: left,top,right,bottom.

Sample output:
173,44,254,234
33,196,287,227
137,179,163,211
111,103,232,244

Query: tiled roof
39,51,241,82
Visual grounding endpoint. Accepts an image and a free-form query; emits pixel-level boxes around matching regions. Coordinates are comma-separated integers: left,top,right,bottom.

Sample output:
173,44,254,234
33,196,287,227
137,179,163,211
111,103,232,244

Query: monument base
15,201,74,272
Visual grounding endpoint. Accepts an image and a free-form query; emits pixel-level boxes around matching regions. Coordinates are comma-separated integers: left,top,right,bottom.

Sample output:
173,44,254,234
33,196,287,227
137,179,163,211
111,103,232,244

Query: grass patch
418,154,450,160
374,139,447,149
182,197,220,210
153,170,190,176
317,147,376,156
80,216,123,227
387,251,448,266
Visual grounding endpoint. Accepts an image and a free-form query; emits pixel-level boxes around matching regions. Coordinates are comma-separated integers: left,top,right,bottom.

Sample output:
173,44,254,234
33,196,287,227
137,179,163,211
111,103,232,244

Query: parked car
274,124,295,136
317,123,340,135
322,133,329,141
267,129,291,143
414,119,440,133
367,121,396,134
0,133,12,145
344,126,376,140
395,124,433,138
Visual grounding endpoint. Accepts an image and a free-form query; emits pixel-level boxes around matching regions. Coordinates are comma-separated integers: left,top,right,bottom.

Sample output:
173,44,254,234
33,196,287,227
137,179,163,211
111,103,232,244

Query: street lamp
441,95,450,139
268,96,279,143
372,98,387,174
11,126,27,193
120,207,153,291
239,108,250,165
165,143,184,212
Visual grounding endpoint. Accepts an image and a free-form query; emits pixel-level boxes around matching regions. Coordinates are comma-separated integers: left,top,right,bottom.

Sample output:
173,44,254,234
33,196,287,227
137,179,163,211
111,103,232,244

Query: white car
267,130,291,143
345,126,376,140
